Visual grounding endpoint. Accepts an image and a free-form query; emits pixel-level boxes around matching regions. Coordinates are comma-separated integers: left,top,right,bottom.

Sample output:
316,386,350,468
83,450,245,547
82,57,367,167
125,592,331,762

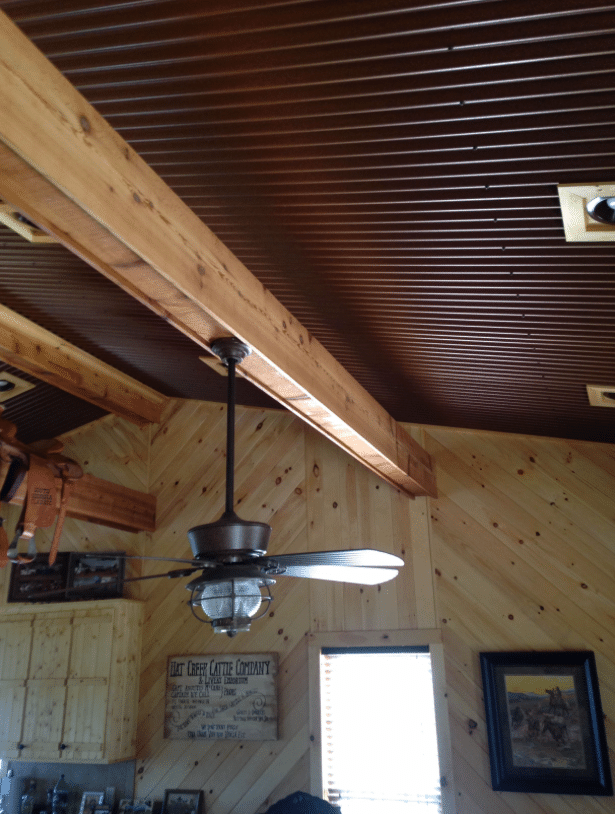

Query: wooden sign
164,654,278,741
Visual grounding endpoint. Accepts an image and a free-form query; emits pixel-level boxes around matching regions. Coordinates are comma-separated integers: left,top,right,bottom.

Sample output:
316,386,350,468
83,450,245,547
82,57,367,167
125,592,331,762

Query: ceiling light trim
0,202,57,243
0,304,169,426
0,371,35,402
586,384,615,408
557,183,615,242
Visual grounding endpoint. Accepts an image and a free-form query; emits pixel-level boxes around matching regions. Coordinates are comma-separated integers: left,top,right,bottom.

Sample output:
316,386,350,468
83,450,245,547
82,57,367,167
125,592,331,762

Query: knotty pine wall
1,399,614,814
0,414,150,603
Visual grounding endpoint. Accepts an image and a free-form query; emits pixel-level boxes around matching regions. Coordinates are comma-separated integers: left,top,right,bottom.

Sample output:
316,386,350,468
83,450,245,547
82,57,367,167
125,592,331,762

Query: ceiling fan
29,337,404,636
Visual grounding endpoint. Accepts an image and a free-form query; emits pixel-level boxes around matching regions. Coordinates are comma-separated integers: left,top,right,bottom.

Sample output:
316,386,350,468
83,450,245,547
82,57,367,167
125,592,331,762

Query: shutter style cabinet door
0,599,142,763
22,615,72,761
0,617,31,757
63,610,114,761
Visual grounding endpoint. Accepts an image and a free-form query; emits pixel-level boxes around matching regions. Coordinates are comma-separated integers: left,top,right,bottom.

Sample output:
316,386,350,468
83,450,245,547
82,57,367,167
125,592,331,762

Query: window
319,646,443,813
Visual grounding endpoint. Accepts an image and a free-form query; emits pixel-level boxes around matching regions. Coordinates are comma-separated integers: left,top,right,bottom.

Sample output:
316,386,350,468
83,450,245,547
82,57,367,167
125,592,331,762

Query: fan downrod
188,336,272,561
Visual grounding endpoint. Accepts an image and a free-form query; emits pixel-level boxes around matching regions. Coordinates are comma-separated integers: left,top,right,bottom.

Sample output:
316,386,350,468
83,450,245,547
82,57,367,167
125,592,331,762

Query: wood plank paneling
305,427,416,633
137,407,614,813
3,400,613,814
0,413,151,605
134,400,311,813
424,425,615,814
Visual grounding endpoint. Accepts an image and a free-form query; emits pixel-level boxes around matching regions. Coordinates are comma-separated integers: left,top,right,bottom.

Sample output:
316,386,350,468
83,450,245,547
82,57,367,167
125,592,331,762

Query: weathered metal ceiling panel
0,0,613,442
0,225,278,440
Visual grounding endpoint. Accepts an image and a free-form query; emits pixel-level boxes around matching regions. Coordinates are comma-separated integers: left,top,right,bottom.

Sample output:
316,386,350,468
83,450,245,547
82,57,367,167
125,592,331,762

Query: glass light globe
199,578,263,620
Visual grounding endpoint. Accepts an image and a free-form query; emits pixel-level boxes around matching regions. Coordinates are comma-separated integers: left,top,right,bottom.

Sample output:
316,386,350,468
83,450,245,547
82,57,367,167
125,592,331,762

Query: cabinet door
63,678,107,761
0,618,32,757
21,679,67,761
0,678,26,758
63,611,114,761
21,615,72,761
29,614,72,679
0,601,140,764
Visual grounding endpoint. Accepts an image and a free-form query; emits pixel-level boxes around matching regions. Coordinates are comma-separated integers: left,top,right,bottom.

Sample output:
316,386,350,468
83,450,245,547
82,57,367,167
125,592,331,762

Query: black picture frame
7,551,124,602
162,790,203,814
67,551,125,598
7,552,71,602
117,800,152,814
480,650,612,795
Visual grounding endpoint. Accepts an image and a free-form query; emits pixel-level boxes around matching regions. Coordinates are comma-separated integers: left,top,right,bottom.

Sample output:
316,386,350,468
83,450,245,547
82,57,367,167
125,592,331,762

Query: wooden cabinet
0,599,142,763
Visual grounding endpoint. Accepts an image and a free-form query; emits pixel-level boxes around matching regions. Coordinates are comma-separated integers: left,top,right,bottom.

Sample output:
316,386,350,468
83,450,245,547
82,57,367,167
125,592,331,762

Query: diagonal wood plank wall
136,401,311,814
2,402,613,814
427,427,615,814
0,415,150,602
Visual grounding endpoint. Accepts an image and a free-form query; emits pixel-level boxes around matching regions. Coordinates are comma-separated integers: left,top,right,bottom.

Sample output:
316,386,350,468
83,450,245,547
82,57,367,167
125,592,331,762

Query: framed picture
7,552,71,602
7,551,124,602
162,790,204,814
67,551,125,598
480,651,613,795
79,793,105,814
118,801,153,814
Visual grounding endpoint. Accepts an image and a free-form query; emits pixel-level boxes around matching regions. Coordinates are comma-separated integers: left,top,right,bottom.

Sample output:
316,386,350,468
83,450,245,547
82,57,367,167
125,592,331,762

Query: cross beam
0,10,436,497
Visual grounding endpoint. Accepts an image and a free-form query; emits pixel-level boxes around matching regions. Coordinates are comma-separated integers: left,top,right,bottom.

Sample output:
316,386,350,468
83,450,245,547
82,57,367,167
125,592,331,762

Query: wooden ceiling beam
0,304,169,427
0,10,436,498
7,471,156,533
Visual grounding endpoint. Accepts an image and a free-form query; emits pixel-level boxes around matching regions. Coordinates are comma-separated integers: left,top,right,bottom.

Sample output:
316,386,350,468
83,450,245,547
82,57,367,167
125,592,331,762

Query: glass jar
21,781,36,814
51,776,69,814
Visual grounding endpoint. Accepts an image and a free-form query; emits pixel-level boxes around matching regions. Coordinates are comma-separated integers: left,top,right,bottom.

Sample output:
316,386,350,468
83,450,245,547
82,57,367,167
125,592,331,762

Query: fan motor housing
188,511,272,560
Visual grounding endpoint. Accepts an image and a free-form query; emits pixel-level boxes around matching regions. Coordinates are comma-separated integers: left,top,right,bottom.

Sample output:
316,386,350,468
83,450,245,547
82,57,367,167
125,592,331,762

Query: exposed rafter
0,305,169,427
0,9,435,497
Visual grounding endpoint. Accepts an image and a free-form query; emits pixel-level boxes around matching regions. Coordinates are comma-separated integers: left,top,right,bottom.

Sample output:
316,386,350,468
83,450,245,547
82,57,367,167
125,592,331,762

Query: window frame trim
308,629,455,814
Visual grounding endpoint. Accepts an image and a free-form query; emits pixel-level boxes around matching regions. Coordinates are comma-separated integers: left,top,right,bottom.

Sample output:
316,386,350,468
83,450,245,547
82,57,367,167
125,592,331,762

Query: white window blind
320,647,442,813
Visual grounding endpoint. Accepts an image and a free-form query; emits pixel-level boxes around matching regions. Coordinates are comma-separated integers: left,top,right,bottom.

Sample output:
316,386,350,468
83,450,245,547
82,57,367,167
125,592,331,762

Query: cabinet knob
18,743,25,750
60,743,67,750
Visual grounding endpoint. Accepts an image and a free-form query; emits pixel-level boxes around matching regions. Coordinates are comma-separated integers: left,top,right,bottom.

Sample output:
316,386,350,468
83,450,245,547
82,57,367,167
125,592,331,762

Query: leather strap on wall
22,454,58,531
48,471,74,566
0,410,87,567
6,455,58,564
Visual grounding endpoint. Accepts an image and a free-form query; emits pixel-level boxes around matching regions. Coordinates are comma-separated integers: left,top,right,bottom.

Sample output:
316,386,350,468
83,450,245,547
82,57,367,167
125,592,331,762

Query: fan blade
253,548,403,569
269,564,399,585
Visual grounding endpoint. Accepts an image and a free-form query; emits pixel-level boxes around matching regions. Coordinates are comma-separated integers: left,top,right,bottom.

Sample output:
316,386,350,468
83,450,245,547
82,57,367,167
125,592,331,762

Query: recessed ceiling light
586,384,615,408
0,371,36,402
557,184,615,241
586,196,615,225
0,202,58,243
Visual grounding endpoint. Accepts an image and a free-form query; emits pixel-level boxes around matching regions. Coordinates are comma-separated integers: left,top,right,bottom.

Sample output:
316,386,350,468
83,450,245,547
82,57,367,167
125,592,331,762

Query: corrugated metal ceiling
0,0,613,443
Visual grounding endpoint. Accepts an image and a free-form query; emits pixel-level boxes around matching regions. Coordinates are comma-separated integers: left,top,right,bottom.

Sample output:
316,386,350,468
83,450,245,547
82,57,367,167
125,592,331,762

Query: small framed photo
162,790,203,814
118,800,153,814
7,552,71,602
480,650,613,795
79,793,105,814
68,551,125,598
